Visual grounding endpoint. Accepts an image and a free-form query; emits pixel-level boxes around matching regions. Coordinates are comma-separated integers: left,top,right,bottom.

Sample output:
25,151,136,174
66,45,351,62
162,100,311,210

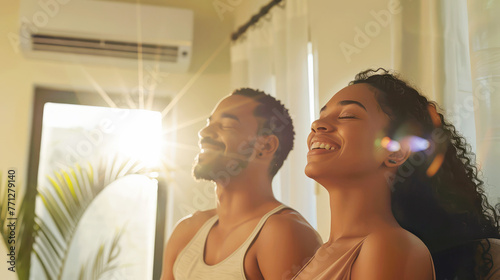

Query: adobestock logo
213,0,244,21
340,0,402,63
58,107,131,170
177,183,216,217
446,81,495,131
8,0,71,54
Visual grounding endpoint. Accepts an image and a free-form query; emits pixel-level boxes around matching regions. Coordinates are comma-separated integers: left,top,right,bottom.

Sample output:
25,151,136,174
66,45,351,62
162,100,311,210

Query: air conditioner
19,0,193,72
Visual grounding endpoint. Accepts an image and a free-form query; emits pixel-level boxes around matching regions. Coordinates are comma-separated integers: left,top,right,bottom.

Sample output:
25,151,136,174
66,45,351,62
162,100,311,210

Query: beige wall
0,0,233,278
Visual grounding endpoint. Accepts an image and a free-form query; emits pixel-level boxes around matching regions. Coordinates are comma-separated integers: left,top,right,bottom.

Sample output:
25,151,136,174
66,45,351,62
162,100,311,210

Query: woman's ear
384,138,411,167
256,134,279,158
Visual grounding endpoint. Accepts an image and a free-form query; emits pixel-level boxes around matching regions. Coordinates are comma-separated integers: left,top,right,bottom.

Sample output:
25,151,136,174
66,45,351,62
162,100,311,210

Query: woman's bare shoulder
351,227,434,280
366,227,429,251
482,238,500,280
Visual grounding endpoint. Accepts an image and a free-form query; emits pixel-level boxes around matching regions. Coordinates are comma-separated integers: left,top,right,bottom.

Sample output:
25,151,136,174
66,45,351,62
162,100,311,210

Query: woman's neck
324,175,398,244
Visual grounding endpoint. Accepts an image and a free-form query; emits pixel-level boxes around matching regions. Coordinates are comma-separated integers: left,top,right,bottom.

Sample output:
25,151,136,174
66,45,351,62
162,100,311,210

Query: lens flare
408,136,430,152
426,153,444,177
381,137,401,152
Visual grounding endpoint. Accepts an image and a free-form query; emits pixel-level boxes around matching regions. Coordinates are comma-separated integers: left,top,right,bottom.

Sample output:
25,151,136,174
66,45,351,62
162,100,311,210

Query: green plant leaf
30,156,149,280
78,226,128,280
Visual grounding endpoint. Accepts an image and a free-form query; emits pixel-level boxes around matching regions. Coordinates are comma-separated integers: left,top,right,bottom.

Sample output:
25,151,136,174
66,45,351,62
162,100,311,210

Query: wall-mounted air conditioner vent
19,0,193,72
32,34,182,62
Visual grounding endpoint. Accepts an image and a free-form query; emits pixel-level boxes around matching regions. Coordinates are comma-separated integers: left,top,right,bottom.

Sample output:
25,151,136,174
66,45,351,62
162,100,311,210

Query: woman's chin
304,164,323,180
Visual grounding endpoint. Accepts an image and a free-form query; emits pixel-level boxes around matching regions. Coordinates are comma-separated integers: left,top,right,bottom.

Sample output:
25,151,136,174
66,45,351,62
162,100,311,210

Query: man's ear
384,138,411,167
256,134,279,158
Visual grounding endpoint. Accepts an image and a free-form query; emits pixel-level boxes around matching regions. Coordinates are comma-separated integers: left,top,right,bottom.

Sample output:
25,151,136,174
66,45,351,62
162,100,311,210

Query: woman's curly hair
350,68,500,279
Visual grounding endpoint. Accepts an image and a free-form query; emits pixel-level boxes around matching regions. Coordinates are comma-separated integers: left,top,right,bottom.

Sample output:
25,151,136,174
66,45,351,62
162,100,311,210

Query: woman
293,69,500,280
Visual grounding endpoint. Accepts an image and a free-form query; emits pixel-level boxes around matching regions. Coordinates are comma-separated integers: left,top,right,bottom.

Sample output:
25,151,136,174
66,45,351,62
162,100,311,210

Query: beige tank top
292,237,436,280
173,204,287,280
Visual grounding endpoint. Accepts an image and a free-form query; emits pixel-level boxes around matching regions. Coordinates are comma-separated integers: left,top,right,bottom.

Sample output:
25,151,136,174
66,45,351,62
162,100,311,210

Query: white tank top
173,205,287,280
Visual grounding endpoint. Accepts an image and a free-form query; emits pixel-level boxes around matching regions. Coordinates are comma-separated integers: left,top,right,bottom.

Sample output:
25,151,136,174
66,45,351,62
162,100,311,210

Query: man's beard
192,151,251,183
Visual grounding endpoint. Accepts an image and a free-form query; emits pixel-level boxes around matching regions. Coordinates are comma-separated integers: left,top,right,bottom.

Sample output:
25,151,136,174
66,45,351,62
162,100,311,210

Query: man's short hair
231,88,295,177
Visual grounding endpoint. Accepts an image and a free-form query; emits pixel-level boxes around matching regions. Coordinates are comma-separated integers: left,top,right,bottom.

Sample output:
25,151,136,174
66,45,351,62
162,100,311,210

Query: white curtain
396,0,500,204
467,0,500,204
230,0,317,227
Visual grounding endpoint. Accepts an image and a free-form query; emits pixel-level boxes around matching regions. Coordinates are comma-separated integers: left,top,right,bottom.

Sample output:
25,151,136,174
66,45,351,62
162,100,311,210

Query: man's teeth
311,142,337,150
201,147,221,152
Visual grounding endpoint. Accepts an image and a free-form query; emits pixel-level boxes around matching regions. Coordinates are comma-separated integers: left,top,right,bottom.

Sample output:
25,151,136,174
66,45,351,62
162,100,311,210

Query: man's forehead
211,95,258,116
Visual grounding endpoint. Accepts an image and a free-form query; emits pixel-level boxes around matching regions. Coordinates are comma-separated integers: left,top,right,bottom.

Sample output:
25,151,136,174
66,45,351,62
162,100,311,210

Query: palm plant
1,155,153,280
78,226,128,280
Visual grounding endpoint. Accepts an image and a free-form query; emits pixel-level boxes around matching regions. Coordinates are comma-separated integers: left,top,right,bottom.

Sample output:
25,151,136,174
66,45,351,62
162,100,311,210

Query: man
161,88,322,280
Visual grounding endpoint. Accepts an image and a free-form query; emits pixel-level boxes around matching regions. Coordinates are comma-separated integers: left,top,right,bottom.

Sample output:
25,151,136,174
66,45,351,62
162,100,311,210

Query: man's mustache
200,138,226,150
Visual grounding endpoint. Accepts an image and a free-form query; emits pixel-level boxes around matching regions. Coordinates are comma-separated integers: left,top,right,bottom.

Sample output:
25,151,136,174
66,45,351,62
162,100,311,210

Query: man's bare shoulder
172,208,217,240
161,209,217,280
263,208,322,240
254,208,323,279
166,209,217,260
352,227,434,280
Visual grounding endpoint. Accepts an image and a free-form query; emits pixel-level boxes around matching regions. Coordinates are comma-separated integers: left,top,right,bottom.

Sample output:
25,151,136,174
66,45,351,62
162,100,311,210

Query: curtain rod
230,0,284,41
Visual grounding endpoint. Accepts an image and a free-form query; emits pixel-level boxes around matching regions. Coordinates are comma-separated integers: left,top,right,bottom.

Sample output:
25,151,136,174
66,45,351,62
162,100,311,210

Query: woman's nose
311,119,333,133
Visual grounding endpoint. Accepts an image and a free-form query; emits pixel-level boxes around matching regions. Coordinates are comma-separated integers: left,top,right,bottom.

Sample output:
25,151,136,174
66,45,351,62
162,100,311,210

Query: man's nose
198,123,216,139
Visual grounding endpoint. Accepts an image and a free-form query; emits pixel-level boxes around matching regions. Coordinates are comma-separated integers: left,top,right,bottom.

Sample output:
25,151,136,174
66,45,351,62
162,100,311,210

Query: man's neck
213,169,279,227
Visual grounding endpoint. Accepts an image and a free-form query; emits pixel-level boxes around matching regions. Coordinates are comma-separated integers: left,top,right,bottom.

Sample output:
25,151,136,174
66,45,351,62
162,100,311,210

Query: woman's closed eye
338,113,356,119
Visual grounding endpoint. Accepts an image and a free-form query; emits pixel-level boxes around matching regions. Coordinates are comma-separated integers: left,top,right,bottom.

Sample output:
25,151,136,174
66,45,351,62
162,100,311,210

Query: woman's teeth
311,142,337,150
